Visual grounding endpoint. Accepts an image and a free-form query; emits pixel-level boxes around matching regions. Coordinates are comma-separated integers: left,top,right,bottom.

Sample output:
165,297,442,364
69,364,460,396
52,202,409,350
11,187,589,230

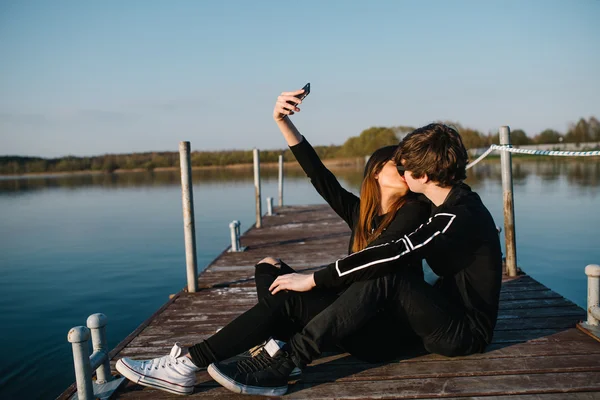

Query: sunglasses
396,164,406,177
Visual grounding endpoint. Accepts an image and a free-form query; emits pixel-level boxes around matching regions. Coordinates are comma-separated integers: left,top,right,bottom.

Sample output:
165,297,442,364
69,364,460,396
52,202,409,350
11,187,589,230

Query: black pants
189,262,481,368
288,269,485,367
189,262,337,367
189,262,415,367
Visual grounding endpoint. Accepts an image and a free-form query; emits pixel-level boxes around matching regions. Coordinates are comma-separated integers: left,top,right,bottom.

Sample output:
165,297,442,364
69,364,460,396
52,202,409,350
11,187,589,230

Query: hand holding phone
295,83,310,102
274,83,310,121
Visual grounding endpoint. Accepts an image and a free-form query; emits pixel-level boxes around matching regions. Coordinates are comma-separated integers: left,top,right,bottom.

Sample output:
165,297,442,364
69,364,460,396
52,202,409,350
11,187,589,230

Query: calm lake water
1,158,599,399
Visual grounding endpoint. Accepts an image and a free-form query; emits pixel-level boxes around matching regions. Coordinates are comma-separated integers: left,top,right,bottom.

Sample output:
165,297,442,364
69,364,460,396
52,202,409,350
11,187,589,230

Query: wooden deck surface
60,204,600,399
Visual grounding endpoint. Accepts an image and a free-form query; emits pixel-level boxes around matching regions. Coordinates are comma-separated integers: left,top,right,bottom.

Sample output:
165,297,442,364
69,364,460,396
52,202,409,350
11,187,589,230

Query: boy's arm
313,205,474,289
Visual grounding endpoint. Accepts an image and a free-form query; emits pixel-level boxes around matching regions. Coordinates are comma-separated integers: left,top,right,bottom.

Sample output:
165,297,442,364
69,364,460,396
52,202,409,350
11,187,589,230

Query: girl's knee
257,257,281,267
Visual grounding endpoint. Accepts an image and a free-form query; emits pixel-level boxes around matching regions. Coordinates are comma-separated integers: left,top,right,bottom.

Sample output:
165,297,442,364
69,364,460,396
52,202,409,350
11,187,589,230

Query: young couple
116,88,503,396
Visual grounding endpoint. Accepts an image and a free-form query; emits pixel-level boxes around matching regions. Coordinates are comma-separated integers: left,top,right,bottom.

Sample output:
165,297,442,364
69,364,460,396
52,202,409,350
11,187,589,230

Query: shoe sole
207,363,288,397
116,359,194,396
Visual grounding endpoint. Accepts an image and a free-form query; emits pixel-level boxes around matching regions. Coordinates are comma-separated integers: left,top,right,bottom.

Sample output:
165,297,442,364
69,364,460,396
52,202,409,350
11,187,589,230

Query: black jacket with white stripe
290,137,430,260
313,183,503,344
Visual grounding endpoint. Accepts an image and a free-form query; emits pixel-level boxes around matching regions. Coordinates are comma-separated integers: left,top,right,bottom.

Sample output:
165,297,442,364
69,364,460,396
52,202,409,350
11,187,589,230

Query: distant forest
2,117,599,175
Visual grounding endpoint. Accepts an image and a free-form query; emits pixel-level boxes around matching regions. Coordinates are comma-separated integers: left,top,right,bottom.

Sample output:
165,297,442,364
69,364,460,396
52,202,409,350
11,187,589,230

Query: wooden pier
59,204,600,399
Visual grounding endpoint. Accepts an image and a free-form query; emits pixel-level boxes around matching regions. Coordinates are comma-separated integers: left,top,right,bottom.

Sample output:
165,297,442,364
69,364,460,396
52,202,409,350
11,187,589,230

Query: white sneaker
116,343,200,395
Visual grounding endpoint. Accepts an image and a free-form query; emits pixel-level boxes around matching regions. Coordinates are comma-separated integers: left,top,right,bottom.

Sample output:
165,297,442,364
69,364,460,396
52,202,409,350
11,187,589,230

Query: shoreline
0,157,366,179
2,154,598,179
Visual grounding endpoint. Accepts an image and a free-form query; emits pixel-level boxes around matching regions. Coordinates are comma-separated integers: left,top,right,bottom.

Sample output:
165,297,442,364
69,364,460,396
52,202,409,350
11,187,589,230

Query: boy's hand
273,89,305,122
269,273,316,294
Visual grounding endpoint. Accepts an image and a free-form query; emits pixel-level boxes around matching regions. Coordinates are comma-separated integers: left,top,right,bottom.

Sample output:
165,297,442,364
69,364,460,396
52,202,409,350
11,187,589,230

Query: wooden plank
58,205,600,399
115,371,600,399
282,372,600,399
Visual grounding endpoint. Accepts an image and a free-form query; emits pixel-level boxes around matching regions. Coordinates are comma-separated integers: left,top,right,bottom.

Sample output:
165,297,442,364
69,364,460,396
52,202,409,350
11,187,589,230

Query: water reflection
464,159,600,189
1,159,599,195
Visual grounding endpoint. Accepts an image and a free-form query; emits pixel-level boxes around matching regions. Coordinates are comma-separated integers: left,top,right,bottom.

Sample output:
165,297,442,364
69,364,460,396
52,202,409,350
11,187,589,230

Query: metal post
229,221,239,252
86,313,112,384
253,148,262,228
267,197,273,216
586,264,600,326
68,326,94,400
179,141,198,293
499,126,517,277
278,155,284,207
234,220,241,250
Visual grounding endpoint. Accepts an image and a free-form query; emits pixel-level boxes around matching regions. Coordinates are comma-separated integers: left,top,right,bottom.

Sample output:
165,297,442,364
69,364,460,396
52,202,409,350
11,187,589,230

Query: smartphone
287,83,310,108
296,82,310,101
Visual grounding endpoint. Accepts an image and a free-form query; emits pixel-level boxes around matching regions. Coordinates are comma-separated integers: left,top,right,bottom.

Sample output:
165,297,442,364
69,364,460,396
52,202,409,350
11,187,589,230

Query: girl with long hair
116,87,430,396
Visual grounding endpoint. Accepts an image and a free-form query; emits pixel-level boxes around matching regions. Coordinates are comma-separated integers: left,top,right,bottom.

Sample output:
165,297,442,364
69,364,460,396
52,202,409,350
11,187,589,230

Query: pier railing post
586,264,600,326
234,220,241,250
179,141,198,293
267,197,273,216
499,126,518,277
253,148,262,228
229,221,239,252
86,313,112,384
68,326,94,400
278,154,284,207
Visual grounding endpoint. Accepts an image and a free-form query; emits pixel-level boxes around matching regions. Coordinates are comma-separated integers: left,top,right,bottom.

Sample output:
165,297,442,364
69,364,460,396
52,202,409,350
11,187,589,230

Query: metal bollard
585,264,600,326
229,221,239,252
68,326,94,400
87,313,112,384
267,197,273,216
278,155,284,207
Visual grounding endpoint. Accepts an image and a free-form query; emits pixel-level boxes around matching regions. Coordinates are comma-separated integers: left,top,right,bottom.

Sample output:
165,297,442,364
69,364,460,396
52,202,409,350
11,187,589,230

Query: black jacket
290,137,430,261
312,183,503,344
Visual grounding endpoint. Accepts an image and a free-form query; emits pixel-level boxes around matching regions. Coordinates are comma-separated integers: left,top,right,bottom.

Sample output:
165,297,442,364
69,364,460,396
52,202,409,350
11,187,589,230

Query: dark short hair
395,123,468,187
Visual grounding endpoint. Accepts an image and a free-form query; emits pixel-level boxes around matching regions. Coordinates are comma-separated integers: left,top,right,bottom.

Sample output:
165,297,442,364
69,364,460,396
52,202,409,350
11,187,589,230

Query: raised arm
273,90,359,227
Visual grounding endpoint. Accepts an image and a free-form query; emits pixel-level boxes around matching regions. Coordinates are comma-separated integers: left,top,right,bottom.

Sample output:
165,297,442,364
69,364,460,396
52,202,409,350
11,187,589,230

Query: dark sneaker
207,341,298,396
237,338,301,377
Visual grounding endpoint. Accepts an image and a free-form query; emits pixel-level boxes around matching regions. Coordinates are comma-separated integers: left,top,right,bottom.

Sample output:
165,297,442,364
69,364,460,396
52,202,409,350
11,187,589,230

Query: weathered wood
57,205,600,399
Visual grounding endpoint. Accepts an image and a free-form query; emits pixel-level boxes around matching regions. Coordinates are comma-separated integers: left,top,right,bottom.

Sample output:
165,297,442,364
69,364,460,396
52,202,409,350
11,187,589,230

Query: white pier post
278,155,284,207
586,264,600,326
267,197,273,216
179,141,198,293
499,126,518,277
86,313,112,384
229,221,239,252
253,148,262,228
68,327,94,400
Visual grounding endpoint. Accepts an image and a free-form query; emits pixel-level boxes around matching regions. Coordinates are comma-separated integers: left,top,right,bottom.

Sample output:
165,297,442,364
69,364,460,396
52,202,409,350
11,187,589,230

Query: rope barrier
491,144,600,157
466,144,600,170
466,146,495,169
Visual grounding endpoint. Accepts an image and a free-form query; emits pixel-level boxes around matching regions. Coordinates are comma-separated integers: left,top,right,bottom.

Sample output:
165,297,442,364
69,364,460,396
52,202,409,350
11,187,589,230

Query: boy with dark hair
208,122,503,396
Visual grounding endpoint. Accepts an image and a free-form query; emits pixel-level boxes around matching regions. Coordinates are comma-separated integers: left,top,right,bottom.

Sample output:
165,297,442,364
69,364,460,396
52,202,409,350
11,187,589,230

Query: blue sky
1,0,598,158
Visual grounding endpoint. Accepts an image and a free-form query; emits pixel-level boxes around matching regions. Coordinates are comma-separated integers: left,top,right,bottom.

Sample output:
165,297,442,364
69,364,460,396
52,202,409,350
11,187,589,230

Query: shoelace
248,342,265,357
237,350,277,374
140,354,182,370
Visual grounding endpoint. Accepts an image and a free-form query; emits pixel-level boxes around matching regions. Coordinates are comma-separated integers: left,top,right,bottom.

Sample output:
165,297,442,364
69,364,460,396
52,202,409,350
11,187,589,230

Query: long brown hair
352,145,409,253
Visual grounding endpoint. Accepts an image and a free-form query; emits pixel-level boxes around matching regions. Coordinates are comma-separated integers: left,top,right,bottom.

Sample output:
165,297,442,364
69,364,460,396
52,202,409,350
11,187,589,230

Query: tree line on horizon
1,116,598,175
